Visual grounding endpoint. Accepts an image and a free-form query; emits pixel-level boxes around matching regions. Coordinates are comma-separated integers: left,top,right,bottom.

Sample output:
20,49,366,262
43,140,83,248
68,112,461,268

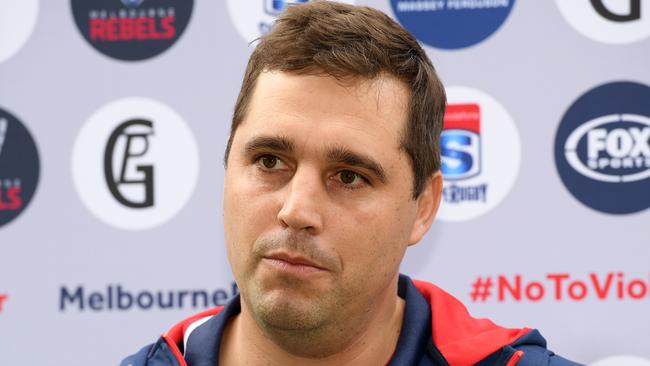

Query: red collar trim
413,279,530,366
163,306,225,365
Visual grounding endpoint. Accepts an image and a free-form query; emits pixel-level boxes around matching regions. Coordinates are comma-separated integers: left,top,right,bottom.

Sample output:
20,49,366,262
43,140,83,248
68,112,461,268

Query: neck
220,285,405,366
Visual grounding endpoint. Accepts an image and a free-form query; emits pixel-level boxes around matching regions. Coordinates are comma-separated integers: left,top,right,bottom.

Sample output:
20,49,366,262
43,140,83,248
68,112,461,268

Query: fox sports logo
564,114,650,183
555,81,650,214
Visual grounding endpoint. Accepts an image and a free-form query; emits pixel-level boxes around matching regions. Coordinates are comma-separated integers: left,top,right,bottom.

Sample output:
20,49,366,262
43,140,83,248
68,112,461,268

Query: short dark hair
225,1,446,198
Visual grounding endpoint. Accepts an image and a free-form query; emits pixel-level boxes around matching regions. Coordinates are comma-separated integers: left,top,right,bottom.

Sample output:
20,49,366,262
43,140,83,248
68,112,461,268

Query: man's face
224,71,433,333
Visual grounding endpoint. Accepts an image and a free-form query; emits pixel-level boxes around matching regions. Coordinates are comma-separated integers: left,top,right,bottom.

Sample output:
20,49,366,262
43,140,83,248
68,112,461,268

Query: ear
408,171,442,246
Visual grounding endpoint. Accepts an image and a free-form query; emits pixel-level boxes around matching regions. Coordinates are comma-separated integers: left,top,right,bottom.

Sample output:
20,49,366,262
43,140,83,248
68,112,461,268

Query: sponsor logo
264,0,309,16
0,118,7,155
441,104,482,181
389,0,515,49
554,81,650,214
591,356,650,366
0,108,40,228
227,0,355,43
59,283,238,312
564,114,650,183
104,119,155,208
0,0,38,64
591,0,640,22
438,87,520,222
70,0,194,61
0,293,8,313
72,97,199,230
556,0,650,44
471,272,650,303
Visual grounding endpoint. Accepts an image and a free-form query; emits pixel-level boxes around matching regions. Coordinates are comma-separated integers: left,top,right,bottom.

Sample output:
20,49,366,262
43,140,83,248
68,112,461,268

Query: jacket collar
161,275,532,366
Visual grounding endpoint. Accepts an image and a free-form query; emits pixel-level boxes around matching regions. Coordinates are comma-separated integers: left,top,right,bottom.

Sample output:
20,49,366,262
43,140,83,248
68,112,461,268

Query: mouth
262,252,328,275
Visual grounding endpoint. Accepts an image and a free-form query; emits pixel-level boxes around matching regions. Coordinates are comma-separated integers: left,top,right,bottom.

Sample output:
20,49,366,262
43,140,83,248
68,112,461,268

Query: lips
263,252,327,272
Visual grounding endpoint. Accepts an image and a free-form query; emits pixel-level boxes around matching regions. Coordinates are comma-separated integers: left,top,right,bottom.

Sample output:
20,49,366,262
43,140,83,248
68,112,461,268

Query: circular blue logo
0,108,40,228
554,81,650,215
389,0,515,49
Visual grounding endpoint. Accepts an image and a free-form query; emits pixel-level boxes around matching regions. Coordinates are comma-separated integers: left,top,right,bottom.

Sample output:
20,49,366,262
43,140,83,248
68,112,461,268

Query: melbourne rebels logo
104,119,155,208
0,108,40,228
555,82,650,214
556,0,650,44
72,98,199,230
390,0,515,49
70,0,194,61
227,0,355,43
438,87,520,222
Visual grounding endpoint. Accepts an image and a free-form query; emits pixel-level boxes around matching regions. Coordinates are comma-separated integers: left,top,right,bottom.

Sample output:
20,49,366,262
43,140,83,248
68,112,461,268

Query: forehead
236,71,410,159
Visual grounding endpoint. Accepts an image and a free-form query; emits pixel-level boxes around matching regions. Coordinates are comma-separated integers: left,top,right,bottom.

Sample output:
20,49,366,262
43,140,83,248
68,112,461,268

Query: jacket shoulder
409,278,584,366
120,306,225,366
120,338,182,366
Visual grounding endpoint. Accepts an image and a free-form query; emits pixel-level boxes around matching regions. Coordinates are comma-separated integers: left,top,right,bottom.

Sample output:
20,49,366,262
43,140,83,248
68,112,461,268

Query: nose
277,167,324,234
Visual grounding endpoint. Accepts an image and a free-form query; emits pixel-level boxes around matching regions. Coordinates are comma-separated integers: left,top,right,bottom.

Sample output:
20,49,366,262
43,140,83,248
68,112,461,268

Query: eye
336,170,367,189
256,154,286,170
340,170,358,184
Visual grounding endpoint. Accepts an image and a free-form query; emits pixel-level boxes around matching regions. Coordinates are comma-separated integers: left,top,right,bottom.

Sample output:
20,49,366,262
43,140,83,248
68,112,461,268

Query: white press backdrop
0,1,649,365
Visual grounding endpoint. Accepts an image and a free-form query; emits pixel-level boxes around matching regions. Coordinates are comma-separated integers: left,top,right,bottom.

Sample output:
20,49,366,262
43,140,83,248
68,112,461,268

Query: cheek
346,194,413,242
225,172,273,258
332,198,411,279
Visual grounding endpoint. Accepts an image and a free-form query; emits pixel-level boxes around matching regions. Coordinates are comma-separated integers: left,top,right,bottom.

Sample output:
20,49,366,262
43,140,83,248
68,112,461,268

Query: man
122,2,582,365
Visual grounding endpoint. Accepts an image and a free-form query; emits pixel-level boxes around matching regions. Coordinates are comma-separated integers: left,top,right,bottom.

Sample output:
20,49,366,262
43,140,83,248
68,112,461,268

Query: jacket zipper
504,350,524,366
162,334,188,366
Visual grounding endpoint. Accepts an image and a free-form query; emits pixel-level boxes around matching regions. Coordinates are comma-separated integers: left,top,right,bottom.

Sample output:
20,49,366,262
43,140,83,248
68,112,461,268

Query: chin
252,290,330,332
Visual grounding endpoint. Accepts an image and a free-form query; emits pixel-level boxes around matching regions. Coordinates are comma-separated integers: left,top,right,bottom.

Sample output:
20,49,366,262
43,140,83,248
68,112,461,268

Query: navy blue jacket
121,275,583,366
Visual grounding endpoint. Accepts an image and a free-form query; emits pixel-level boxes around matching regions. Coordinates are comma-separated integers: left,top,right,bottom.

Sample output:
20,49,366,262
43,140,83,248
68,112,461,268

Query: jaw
237,271,402,360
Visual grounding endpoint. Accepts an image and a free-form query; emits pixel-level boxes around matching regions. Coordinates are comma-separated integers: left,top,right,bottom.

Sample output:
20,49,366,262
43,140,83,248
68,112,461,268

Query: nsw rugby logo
555,81,650,215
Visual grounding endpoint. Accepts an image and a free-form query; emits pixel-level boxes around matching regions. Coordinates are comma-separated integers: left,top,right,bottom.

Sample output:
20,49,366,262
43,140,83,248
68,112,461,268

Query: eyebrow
244,135,295,154
243,135,387,184
327,146,387,183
